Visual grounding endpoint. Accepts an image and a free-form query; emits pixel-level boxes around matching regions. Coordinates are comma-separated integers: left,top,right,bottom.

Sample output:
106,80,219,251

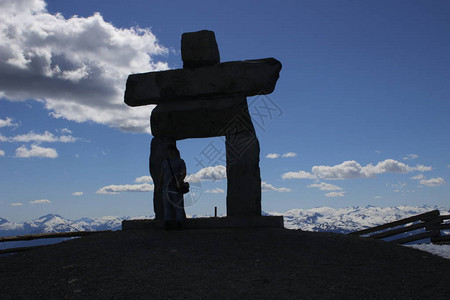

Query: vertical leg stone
149,137,176,220
226,131,262,216
224,102,261,217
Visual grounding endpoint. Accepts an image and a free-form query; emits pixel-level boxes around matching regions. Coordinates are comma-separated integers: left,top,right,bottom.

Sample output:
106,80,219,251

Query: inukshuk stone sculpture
124,30,281,220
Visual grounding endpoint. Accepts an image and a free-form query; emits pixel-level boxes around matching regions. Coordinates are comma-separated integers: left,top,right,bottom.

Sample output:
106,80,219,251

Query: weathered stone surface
124,58,282,106
149,136,177,220
225,130,261,217
181,30,220,68
150,96,252,140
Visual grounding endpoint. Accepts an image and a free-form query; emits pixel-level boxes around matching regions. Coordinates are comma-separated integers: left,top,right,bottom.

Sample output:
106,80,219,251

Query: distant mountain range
275,205,450,234
1,205,449,237
0,214,126,236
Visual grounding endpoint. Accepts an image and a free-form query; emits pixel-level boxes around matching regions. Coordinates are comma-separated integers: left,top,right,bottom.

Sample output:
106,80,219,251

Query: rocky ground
1,228,450,299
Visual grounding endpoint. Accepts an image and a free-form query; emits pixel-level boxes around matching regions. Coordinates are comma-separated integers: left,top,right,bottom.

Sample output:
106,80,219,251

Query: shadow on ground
1,228,449,299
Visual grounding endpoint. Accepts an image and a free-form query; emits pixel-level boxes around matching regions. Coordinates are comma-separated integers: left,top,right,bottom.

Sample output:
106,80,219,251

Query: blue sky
0,0,449,222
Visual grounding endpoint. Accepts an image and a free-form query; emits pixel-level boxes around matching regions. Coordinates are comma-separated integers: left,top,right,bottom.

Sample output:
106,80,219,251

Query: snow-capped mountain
0,205,448,237
0,214,127,236
271,205,450,233
0,217,8,226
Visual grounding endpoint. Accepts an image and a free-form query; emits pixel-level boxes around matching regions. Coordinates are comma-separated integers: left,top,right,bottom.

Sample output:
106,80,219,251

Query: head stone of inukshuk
124,30,281,219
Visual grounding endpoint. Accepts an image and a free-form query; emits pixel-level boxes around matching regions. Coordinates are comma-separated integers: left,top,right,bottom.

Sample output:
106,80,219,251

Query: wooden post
215,206,218,218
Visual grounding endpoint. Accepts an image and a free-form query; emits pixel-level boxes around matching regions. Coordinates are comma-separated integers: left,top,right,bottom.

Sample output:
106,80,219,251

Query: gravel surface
1,228,450,299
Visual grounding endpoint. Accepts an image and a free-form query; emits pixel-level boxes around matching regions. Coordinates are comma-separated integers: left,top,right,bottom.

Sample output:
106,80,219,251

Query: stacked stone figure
124,30,281,220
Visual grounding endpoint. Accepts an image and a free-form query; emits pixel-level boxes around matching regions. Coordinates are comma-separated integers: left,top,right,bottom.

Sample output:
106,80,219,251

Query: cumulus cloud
10,202,23,206
58,128,72,134
261,181,291,192
266,152,297,159
0,149,4,156
282,159,432,181
419,177,446,187
415,165,433,172
72,192,83,196
186,165,227,183
325,192,345,198
282,170,317,180
282,152,297,158
307,182,343,191
411,174,425,180
410,173,445,187
15,144,58,158
0,117,19,128
30,199,51,204
403,154,419,160
311,159,431,180
205,187,225,194
135,176,153,183
96,183,154,194
0,0,169,133
2,130,78,143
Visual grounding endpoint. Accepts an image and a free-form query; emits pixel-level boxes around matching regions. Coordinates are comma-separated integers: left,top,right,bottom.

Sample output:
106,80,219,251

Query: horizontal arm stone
124,58,281,106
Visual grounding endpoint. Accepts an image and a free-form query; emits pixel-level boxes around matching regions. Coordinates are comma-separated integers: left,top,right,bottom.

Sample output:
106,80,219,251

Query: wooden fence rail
349,210,450,245
0,230,111,255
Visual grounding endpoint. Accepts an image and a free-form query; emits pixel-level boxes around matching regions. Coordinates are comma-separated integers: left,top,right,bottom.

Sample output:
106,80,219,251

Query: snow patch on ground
405,244,450,260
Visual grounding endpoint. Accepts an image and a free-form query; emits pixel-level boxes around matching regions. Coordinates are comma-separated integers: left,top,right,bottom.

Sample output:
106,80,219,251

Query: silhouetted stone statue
125,30,281,220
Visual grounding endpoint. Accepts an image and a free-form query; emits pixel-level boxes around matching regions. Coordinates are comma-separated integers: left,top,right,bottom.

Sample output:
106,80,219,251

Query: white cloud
325,192,345,198
0,149,4,156
72,192,83,196
58,128,72,134
15,144,58,158
186,165,227,183
0,117,19,128
411,174,425,180
135,176,153,183
266,152,297,159
403,154,419,160
10,202,23,206
0,0,169,133
311,159,432,180
415,165,433,172
282,170,317,180
3,131,78,143
205,187,225,194
96,183,154,194
282,152,297,158
261,181,291,192
391,182,407,189
307,182,343,191
30,199,51,204
420,177,446,187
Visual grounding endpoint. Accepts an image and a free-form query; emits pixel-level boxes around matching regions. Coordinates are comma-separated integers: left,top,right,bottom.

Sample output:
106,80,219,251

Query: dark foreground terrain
1,228,449,299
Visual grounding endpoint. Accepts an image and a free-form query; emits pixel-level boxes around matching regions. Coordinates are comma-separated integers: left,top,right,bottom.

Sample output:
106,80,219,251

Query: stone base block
122,216,284,230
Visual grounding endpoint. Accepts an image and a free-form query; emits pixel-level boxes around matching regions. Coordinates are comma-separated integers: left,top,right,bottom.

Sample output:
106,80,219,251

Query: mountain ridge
1,205,448,237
